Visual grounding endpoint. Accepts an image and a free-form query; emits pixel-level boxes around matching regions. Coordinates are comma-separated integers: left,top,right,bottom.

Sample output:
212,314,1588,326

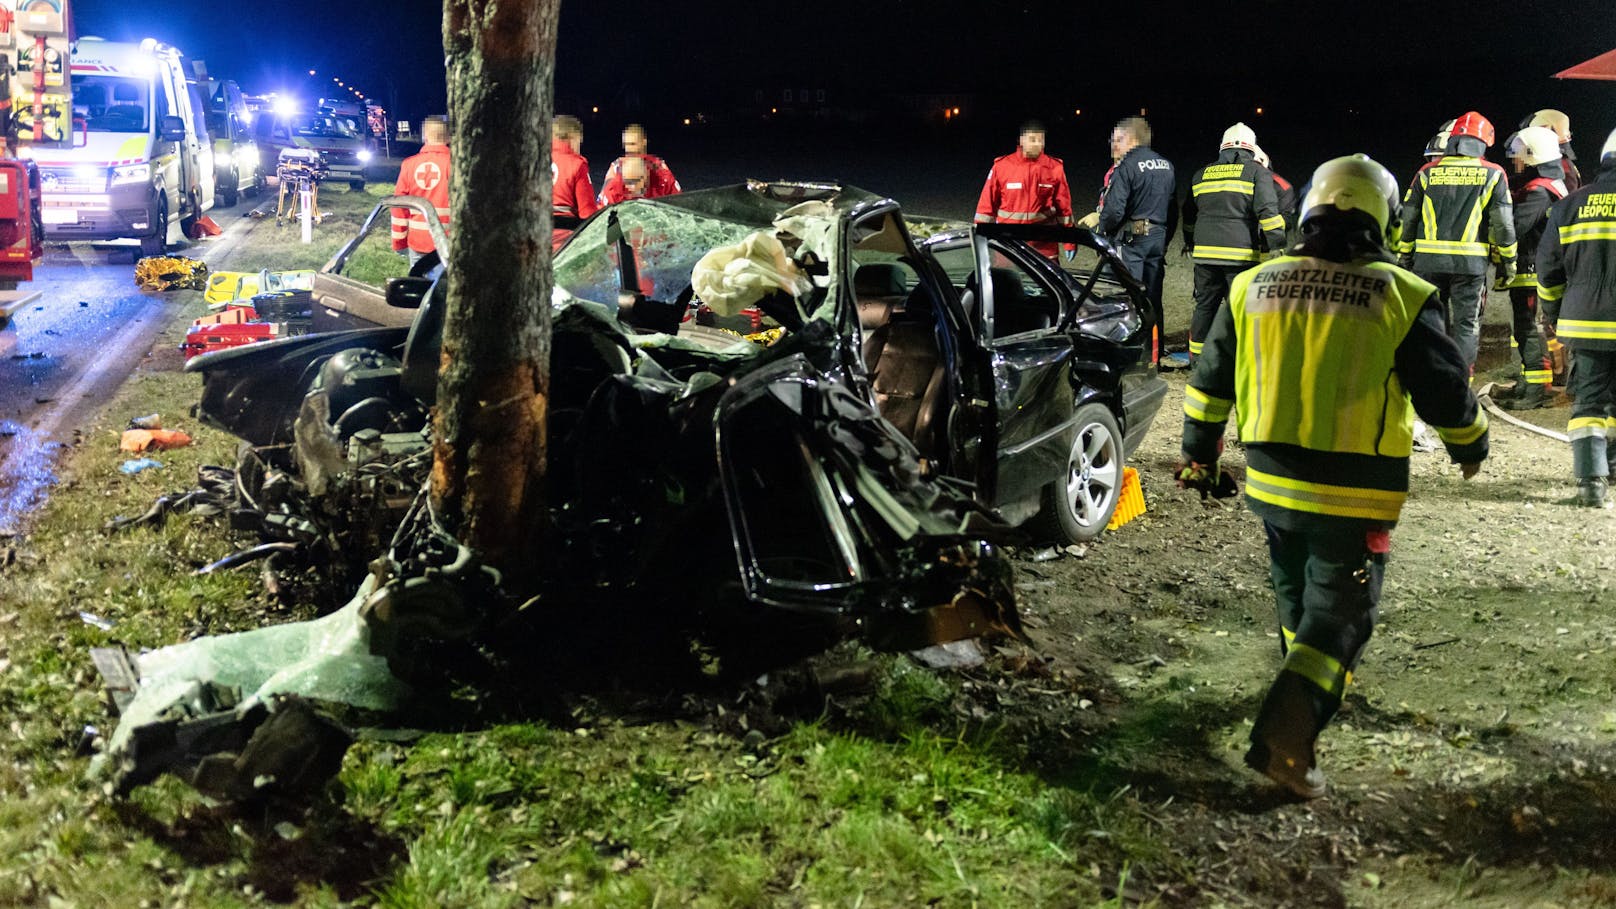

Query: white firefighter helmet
1603,125,1616,163
1507,126,1563,166
1300,154,1400,239
1252,145,1271,169
1219,122,1258,152
1424,119,1456,158
1528,109,1572,143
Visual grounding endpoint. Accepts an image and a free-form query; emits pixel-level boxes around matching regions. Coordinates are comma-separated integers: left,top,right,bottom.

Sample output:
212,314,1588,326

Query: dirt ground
984,319,1616,907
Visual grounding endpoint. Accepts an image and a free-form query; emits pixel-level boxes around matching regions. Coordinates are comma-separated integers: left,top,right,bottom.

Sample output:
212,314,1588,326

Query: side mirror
385,275,434,309
159,115,186,142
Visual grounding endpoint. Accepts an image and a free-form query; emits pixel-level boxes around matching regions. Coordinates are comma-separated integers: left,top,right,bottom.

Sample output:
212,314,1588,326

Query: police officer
1078,117,1176,313
1179,155,1488,798
1181,123,1287,359
1536,127,1616,508
1397,111,1518,373
1495,126,1569,410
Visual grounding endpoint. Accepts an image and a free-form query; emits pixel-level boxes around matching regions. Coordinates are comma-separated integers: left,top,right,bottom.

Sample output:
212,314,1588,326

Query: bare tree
434,0,560,588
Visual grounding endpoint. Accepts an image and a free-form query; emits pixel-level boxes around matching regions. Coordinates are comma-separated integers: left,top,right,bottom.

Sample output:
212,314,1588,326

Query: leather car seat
863,286,948,457
853,263,911,334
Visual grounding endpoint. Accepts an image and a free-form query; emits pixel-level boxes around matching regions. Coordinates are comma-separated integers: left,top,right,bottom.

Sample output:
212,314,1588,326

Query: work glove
1076,211,1101,230
1175,460,1239,500
1492,260,1517,292
1179,244,1193,259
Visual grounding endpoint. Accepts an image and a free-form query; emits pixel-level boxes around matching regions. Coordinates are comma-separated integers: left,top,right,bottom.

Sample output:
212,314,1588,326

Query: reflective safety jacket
1397,155,1517,276
552,138,599,228
1183,237,1488,529
391,143,452,254
598,153,682,206
975,151,1073,256
1098,144,1177,242
1182,149,1286,264
1537,164,1616,351
1504,163,1567,288
1272,171,1298,232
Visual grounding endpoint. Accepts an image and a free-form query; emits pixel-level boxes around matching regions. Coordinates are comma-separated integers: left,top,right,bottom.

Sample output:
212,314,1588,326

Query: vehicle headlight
356,149,372,163
111,163,150,186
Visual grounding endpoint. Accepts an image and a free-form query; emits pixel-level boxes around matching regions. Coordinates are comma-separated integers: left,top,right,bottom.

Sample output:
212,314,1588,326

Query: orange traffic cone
188,216,223,239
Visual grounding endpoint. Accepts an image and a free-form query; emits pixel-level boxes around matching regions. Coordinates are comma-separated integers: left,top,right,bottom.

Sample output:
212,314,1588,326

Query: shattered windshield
555,201,758,311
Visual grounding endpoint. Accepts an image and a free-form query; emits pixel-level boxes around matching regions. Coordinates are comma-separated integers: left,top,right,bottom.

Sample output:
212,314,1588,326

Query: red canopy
1556,48,1616,81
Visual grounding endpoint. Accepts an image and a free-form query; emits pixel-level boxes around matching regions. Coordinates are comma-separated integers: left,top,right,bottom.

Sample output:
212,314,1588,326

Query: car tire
350,179,366,192
219,170,239,208
139,195,168,257
1029,401,1124,544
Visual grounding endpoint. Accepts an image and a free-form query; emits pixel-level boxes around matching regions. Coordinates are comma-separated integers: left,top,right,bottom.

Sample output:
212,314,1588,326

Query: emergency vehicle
25,36,215,256
0,0,68,323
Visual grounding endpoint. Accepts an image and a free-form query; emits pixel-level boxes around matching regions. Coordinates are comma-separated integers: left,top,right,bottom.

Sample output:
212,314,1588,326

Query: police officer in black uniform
1079,116,1177,318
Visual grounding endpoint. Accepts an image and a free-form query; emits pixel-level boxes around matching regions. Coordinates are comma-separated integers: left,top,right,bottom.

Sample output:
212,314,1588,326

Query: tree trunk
434,0,560,588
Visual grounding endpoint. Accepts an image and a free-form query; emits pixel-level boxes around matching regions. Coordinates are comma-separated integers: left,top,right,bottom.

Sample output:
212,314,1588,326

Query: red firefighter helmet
1449,111,1495,147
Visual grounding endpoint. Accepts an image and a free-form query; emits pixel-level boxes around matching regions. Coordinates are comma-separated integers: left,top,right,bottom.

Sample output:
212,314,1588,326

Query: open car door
312,196,446,332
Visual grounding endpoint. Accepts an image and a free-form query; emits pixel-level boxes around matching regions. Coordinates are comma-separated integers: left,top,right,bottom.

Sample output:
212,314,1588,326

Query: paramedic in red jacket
599,123,681,205
391,116,451,265
975,120,1075,259
552,114,599,250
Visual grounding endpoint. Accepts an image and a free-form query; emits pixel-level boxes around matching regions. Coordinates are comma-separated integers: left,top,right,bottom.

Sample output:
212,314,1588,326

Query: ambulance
25,37,214,255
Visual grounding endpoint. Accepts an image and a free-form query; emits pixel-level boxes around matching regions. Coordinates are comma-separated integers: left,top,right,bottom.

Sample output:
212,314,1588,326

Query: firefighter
1526,110,1581,192
1397,111,1518,373
599,123,681,205
975,120,1076,259
1078,116,1176,313
1494,126,1568,410
1181,123,1287,359
552,114,599,249
1254,146,1298,234
390,115,451,266
1535,127,1616,508
1179,154,1488,798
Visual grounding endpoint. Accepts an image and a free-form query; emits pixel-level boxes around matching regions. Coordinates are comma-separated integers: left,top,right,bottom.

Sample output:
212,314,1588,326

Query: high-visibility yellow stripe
973,213,995,223
1245,467,1407,521
1184,385,1233,422
1192,180,1255,197
1259,215,1286,232
1570,417,1607,438
1560,221,1616,243
1523,370,1553,384
1539,281,1564,301
1283,643,1348,697
1187,339,1204,356
1434,409,1489,446
1281,626,1296,644
1504,274,1538,289
1559,319,1616,340
996,210,1048,222
1413,239,1488,256
1192,245,1261,262
1560,230,1616,244
1420,177,1438,241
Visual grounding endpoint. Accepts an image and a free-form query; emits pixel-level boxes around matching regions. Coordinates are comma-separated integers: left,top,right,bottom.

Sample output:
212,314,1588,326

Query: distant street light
308,69,316,76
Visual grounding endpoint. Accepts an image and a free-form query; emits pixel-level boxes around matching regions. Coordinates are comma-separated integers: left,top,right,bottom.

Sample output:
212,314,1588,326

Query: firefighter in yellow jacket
1536,126,1616,508
1397,111,1518,372
1180,155,1489,798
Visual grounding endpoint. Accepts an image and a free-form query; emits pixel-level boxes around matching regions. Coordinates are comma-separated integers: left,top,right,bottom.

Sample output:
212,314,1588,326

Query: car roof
649,181,891,227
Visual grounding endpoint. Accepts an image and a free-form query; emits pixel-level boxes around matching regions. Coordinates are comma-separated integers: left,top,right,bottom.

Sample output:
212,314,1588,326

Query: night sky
64,0,1616,172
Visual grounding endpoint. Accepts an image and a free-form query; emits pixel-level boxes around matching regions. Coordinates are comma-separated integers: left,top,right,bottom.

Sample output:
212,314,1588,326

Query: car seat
852,263,911,334
862,284,948,457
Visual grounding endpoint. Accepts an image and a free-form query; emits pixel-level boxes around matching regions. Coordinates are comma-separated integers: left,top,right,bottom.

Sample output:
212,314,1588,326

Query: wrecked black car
91,184,1164,798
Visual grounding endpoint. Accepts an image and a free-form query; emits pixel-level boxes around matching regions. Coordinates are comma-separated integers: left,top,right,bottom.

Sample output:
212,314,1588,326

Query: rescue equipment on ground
135,255,209,291
1105,467,1146,530
182,290,314,358
204,269,317,307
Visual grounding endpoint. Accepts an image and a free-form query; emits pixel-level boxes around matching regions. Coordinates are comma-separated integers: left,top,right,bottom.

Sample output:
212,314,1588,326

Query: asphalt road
0,208,254,534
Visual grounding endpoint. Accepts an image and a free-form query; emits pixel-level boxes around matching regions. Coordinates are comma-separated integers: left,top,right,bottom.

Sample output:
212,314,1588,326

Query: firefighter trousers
1567,349,1616,479
1508,288,1552,387
1252,521,1385,752
1420,271,1487,370
1189,263,1247,359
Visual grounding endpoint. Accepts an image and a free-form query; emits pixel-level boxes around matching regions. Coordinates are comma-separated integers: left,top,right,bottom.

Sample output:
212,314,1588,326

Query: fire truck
0,0,66,326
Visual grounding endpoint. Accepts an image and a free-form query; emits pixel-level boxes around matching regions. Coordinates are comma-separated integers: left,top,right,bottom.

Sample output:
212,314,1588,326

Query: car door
969,235,1081,517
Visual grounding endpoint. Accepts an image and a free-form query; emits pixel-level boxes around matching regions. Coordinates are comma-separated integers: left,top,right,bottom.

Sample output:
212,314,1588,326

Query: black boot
1501,382,1548,410
1245,671,1332,799
1577,477,1612,509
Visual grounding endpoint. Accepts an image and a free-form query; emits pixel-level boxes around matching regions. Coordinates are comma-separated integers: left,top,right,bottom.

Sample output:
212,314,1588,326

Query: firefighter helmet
1219,122,1257,152
1527,109,1571,143
1449,111,1496,147
1602,125,1616,163
1424,119,1455,158
1507,126,1562,166
1300,154,1399,240
1252,145,1271,168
